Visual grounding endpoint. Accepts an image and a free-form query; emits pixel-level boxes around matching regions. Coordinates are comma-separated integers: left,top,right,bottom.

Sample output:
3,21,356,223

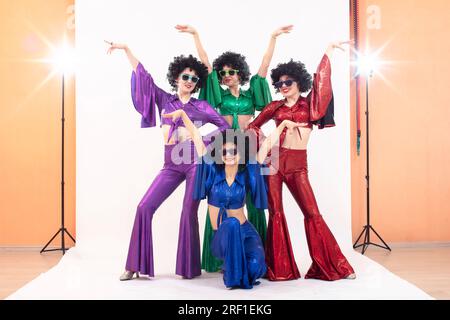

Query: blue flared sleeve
246,162,268,210
130,63,169,128
193,155,217,201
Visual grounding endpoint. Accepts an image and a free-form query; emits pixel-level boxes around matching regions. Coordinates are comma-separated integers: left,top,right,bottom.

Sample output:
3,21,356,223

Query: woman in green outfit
176,24,292,272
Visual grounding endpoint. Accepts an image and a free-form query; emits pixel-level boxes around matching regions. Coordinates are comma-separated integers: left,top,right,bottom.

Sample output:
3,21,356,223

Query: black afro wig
167,54,208,93
270,60,312,93
213,51,250,85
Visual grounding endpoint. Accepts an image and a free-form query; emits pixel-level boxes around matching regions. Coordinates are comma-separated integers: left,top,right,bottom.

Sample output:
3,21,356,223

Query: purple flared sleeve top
131,62,230,143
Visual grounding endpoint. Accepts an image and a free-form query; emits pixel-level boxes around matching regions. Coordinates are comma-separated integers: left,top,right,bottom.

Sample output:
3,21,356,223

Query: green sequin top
198,71,272,129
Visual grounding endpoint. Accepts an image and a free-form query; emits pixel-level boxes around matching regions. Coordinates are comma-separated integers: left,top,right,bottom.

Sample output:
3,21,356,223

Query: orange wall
1,1,449,246
0,0,75,246
351,0,450,243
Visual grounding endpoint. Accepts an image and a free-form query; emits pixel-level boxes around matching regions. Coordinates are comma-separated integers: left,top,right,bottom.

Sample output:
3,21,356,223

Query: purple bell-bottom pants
125,142,201,278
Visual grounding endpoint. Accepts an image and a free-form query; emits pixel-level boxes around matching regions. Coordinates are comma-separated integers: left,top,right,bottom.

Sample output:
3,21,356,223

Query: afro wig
270,60,312,93
213,51,250,85
167,54,208,93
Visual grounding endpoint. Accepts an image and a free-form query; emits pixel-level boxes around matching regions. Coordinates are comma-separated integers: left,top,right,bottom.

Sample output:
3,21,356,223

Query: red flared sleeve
308,54,333,122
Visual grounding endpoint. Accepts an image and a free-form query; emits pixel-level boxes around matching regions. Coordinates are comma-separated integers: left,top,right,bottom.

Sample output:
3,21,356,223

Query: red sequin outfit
247,54,354,281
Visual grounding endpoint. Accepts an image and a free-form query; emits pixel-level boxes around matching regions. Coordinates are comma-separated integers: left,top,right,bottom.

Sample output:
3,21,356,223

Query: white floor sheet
7,248,432,300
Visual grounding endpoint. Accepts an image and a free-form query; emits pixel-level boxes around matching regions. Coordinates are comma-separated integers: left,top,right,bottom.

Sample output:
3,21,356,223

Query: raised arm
310,40,353,121
106,41,139,71
256,120,305,164
106,41,169,128
175,25,212,73
162,110,207,157
257,25,293,78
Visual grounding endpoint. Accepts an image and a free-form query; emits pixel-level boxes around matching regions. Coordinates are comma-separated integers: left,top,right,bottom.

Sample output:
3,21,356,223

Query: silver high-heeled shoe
119,270,140,281
345,273,356,280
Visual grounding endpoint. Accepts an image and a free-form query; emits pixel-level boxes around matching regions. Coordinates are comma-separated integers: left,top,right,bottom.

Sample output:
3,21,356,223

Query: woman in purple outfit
106,41,230,280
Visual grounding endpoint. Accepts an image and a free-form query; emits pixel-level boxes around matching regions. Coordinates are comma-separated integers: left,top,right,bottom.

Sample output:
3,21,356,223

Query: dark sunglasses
222,147,238,157
181,74,200,83
274,79,295,89
219,69,239,77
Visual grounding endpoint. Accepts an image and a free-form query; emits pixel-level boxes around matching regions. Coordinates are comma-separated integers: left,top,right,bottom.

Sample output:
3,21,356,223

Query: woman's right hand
283,120,307,131
175,24,197,35
162,109,186,122
105,40,127,54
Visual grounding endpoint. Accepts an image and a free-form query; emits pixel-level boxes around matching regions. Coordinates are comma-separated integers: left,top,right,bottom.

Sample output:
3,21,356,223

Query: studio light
41,38,76,255
50,39,76,74
356,52,379,76
352,48,391,255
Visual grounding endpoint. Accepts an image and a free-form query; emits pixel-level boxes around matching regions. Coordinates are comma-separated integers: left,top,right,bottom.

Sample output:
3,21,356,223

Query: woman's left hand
328,40,354,51
272,25,294,38
175,24,197,35
162,109,185,122
283,120,308,130
325,40,354,59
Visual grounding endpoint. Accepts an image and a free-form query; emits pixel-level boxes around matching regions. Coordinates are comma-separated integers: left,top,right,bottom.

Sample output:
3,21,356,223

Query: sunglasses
219,69,239,77
222,147,238,157
181,74,200,83
274,79,295,89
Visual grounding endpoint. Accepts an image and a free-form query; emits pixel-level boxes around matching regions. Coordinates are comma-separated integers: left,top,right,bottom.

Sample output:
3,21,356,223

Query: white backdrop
7,0,432,301
75,0,352,275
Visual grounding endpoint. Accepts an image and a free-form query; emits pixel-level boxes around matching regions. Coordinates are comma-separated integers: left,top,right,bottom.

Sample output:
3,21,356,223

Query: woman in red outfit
246,41,356,281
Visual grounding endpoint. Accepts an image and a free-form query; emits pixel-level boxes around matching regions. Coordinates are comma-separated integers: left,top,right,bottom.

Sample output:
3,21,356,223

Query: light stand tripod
41,72,76,255
353,70,391,254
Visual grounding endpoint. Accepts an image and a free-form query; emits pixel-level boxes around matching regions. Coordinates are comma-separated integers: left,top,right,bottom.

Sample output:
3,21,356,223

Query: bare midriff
222,114,253,130
207,205,246,230
161,124,193,145
281,126,313,150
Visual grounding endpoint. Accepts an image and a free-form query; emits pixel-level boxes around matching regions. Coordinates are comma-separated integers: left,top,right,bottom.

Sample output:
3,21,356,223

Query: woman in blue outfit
163,110,304,289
